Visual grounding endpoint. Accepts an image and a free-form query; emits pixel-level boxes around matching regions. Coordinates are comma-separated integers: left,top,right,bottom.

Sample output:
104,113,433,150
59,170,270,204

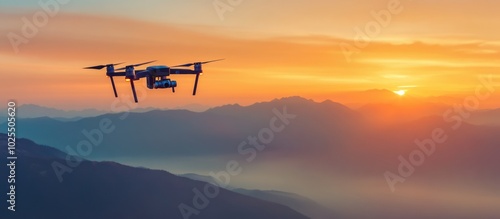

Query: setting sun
394,90,406,96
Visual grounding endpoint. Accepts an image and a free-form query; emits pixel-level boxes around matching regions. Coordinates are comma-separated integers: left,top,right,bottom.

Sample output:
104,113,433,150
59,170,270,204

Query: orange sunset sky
1,0,499,110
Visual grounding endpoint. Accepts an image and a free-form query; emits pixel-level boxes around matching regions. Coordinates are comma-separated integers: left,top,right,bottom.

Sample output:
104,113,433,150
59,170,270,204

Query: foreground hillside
0,134,308,219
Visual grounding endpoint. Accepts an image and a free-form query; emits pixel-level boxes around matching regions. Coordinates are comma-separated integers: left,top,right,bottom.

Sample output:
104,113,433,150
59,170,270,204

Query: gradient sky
1,0,499,110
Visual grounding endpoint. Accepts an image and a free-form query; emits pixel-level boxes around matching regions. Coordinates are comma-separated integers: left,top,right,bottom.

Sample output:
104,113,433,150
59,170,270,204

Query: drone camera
154,79,177,89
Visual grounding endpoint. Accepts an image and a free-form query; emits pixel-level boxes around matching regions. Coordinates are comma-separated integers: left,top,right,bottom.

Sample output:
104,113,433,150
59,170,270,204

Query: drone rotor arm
107,72,126,77
169,68,197,75
135,70,150,78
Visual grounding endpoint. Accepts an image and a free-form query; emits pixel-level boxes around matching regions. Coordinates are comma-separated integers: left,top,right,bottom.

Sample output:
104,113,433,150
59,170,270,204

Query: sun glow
394,90,406,96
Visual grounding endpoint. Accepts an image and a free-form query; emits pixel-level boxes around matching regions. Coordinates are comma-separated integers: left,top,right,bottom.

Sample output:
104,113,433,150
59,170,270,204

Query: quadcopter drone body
84,59,223,103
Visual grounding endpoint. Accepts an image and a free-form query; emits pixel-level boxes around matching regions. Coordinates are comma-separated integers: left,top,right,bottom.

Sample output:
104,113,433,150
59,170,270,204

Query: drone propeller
172,59,225,68
116,60,156,70
83,62,124,70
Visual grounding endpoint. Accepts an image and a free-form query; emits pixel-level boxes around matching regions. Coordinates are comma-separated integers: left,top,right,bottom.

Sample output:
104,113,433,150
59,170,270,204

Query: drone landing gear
192,73,200,96
130,79,138,103
110,76,118,98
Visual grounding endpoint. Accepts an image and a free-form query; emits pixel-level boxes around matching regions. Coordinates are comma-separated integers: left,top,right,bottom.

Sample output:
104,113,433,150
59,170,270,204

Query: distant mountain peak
272,96,313,103
9,104,108,119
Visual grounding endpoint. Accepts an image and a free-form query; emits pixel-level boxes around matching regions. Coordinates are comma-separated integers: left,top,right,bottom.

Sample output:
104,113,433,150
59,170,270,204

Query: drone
84,59,223,103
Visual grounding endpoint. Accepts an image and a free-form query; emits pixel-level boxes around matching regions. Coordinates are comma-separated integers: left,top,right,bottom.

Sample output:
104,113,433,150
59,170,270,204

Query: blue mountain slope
0,134,308,219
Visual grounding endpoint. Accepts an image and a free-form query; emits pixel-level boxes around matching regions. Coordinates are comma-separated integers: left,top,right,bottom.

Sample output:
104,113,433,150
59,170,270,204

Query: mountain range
0,103,211,122
4,97,363,159
2,96,500,218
